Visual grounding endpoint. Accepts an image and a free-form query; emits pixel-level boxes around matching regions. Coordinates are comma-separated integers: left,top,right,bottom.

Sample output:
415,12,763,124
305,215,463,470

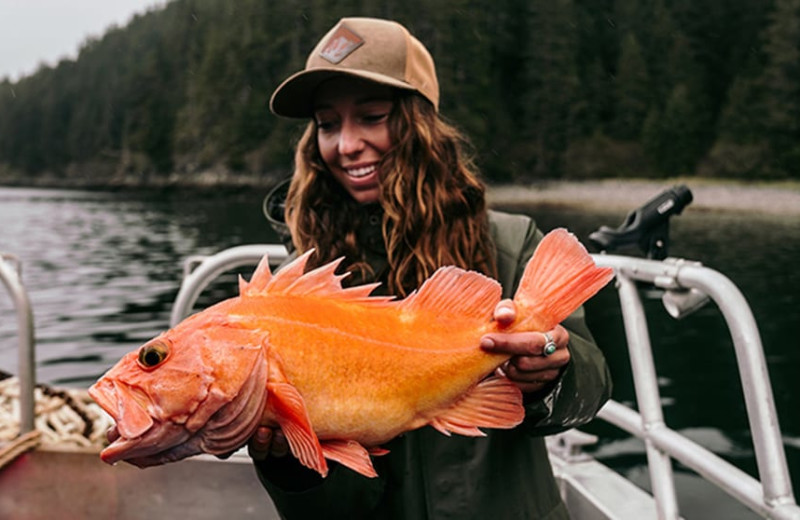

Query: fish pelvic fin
399,266,502,321
429,375,523,437
512,228,614,332
264,346,328,477
320,440,381,478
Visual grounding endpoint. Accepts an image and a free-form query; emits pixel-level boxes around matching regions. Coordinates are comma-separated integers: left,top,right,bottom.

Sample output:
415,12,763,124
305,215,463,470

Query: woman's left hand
480,299,570,394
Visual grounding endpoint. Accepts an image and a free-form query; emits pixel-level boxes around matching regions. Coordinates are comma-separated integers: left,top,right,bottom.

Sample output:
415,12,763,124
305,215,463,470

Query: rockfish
89,228,613,478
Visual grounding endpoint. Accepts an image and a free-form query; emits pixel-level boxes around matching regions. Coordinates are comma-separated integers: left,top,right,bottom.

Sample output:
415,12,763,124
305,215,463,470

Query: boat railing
0,253,35,434
591,254,800,520
0,252,41,468
170,245,800,520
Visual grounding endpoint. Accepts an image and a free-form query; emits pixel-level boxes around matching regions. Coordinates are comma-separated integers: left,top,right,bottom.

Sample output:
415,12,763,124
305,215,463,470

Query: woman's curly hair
285,92,497,297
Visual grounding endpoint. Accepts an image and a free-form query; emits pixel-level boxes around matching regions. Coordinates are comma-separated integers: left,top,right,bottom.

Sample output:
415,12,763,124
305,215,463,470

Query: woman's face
313,77,394,204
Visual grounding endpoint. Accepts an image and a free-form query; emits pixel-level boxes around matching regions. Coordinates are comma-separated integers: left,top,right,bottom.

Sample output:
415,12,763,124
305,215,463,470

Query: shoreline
2,177,799,216
487,179,800,216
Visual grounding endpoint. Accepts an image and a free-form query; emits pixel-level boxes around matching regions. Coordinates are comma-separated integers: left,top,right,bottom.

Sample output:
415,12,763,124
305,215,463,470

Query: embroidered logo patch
319,24,364,64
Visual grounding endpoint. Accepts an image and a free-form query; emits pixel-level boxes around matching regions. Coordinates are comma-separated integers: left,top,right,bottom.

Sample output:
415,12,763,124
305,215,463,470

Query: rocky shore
2,175,798,216
487,179,800,216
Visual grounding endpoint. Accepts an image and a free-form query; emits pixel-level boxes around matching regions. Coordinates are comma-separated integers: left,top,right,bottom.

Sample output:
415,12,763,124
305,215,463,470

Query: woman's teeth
346,165,376,178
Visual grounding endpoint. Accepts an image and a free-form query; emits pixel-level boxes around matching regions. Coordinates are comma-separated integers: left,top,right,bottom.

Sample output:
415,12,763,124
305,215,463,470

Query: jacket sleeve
490,211,612,436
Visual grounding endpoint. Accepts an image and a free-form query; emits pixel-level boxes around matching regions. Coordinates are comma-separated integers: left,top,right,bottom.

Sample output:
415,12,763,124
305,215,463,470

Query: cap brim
269,68,417,119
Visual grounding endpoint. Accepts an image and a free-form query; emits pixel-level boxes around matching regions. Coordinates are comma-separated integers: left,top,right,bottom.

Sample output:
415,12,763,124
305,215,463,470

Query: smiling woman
312,78,394,204
251,16,613,520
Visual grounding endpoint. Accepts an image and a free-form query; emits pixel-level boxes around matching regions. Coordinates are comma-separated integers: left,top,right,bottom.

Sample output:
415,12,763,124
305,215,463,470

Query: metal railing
592,254,800,520
0,253,35,434
170,244,288,327
170,245,800,519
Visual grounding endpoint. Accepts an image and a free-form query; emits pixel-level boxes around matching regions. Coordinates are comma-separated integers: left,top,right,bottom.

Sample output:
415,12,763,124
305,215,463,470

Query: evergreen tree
612,33,650,140
759,0,800,177
519,0,581,179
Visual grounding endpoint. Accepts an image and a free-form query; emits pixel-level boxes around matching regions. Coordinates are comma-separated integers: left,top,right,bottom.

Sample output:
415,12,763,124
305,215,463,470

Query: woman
255,17,611,519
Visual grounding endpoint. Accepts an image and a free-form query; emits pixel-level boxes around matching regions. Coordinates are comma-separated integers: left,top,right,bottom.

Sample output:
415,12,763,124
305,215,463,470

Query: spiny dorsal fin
263,249,314,294
399,266,501,321
239,253,275,296
243,249,391,303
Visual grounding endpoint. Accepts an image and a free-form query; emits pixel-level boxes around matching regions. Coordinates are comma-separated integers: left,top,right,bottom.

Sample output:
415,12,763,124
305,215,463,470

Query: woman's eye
362,113,388,124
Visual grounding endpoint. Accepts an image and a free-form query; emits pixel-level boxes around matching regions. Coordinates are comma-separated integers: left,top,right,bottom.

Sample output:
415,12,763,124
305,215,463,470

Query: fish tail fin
511,228,614,332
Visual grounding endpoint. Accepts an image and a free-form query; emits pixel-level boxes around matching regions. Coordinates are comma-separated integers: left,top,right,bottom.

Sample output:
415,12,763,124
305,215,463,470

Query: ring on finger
542,332,557,357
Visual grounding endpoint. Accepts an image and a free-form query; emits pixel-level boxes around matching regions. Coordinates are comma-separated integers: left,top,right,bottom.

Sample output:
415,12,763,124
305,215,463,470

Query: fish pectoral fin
266,381,328,478
429,375,524,437
321,439,381,478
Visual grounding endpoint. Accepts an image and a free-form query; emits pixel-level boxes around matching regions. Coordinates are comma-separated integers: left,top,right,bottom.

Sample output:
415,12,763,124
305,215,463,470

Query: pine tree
612,33,650,140
759,0,800,177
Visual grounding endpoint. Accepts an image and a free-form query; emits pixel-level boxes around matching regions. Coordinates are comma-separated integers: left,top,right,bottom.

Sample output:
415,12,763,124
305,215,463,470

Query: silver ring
542,332,557,357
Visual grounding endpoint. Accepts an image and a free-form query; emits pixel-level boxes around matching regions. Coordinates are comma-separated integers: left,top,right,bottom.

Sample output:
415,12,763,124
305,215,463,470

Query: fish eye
137,341,170,369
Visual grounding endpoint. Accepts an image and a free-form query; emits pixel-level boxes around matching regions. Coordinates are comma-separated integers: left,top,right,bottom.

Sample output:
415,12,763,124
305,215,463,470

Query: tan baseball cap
270,17,439,118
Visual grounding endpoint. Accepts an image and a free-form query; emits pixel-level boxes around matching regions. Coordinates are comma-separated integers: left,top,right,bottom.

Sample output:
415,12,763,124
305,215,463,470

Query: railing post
615,273,681,520
0,254,35,434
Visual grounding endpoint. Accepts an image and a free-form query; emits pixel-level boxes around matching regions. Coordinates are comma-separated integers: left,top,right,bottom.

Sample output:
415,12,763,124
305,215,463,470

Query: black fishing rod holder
588,184,693,260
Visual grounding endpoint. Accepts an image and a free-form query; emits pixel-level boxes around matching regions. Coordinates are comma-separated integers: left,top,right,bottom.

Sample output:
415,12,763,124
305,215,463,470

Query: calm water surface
1,186,798,518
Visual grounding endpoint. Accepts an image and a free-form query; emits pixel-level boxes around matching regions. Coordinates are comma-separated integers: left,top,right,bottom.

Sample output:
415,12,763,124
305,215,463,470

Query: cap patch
319,24,364,64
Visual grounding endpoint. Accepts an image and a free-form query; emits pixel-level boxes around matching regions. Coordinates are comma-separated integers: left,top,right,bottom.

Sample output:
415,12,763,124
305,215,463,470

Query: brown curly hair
285,93,497,297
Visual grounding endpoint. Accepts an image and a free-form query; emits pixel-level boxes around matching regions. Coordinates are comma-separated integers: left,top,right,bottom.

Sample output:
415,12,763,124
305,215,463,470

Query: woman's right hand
248,426,290,461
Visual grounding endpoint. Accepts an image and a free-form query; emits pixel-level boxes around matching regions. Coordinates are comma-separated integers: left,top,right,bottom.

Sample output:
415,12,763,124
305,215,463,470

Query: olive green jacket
256,200,612,519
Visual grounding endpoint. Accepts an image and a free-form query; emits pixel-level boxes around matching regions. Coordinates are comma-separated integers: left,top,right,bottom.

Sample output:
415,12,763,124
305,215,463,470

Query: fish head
88,309,269,467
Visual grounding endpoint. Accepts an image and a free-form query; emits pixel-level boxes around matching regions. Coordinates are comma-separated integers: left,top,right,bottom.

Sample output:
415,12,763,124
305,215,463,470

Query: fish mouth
88,380,195,466
100,424,195,467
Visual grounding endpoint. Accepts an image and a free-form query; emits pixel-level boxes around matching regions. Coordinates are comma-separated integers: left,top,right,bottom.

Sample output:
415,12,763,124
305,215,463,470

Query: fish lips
99,423,195,467
89,379,187,466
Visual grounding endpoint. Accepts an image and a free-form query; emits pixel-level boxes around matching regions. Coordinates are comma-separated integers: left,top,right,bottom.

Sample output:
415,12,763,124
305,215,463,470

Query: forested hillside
1,0,798,187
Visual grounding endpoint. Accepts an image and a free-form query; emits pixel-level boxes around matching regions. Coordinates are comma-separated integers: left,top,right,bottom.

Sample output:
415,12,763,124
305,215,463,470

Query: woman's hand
480,299,570,394
247,426,290,461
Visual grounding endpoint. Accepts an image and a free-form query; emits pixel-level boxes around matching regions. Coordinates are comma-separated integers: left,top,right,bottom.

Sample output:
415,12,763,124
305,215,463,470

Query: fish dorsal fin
262,249,314,294
399,266,501,321
429,375,523,436
239,253,275,296
243,249,390,303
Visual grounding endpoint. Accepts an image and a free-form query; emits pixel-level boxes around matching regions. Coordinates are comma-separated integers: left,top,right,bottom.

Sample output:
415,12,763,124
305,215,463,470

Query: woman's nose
338,119,365,156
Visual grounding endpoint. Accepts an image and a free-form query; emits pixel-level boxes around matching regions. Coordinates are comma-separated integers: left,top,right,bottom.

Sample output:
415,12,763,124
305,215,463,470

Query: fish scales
224,290,507,442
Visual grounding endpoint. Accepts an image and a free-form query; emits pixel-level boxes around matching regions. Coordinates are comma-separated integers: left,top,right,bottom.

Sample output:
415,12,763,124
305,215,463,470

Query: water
1,186,799,517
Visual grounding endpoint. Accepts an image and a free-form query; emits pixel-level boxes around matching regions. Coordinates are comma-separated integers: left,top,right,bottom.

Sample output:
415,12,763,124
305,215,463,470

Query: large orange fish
89,228,613,478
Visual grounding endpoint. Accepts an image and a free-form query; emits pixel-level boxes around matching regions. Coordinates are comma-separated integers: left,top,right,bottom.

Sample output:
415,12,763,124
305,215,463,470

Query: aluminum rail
592,253,800,520
0,254,35,434
170,244,287,327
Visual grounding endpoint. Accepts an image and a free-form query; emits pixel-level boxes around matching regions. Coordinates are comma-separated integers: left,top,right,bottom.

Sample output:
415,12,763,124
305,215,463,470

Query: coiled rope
0,369,112,462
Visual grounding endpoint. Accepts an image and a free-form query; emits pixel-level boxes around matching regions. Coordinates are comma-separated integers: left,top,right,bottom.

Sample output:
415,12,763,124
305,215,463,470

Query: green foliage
0,0,799,185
